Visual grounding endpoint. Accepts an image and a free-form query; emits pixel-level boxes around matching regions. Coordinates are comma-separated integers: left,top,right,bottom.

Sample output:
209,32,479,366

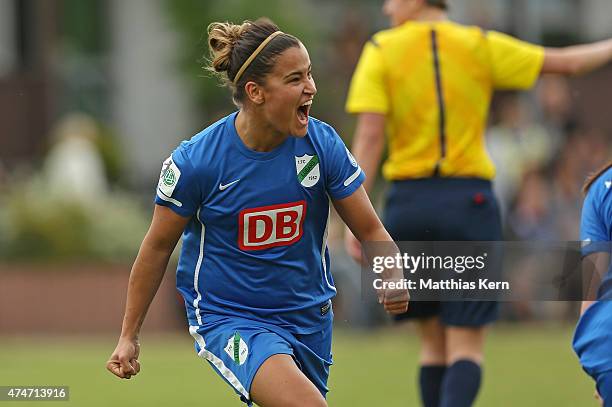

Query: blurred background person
486,93,554,218
44,112,108,205
344,0,612,406
537,75,580,147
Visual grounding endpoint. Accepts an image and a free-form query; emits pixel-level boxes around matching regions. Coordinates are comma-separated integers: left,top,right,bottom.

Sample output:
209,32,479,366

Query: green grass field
0,324,594,407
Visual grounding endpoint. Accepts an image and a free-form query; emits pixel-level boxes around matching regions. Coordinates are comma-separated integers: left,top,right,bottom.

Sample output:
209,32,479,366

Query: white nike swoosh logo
219,179,240,191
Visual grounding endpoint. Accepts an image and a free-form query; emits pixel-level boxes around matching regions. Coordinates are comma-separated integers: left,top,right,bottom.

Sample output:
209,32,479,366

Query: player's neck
235,109,287,152
413,7,448,22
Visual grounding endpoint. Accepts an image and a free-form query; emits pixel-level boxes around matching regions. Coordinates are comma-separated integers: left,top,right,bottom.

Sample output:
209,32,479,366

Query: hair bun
207,21,251,73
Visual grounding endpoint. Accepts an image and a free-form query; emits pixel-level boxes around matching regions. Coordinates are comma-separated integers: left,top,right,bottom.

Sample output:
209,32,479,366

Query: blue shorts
574,301,612,402
189,314,333,406
383,178,501,327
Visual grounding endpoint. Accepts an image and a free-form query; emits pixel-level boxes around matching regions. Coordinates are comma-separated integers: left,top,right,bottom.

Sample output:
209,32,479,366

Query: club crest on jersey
295,154,320,187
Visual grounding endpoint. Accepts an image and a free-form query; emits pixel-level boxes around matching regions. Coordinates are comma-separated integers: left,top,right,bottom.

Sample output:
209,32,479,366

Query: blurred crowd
483,76,611,321
488,76,610,242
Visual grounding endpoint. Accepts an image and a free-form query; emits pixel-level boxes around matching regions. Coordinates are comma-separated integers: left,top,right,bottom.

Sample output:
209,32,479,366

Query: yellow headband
233,31,284,85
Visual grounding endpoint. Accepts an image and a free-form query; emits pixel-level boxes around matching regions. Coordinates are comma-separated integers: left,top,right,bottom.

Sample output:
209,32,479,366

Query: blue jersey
573,166,612,377
155,112,364,334
580,166,612,300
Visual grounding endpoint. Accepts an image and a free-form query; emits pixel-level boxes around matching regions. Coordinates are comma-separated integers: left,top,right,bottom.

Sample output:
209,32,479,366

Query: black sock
419,365,447,407
439,360,482,407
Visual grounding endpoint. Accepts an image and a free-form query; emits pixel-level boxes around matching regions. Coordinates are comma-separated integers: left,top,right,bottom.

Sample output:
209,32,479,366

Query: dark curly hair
206,17,300,106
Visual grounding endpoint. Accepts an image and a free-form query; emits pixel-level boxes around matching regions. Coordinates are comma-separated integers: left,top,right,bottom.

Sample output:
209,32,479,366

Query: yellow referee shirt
345,21,544,181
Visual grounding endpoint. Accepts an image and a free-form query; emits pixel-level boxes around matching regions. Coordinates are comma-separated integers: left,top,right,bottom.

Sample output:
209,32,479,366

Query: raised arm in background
543,39,612,76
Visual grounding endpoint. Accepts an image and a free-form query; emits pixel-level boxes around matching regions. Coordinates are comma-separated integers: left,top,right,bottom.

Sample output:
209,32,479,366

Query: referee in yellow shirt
345,1,612,406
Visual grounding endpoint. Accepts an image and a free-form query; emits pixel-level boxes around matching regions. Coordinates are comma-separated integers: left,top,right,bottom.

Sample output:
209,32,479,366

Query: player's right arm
106,205,190,379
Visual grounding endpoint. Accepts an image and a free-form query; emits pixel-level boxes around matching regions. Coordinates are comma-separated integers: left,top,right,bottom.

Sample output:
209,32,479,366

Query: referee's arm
343,113,385,262
542,38,612,76
350,112,386,193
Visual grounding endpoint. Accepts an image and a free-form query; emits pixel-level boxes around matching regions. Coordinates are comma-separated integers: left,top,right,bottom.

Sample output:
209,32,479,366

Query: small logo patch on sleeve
158,156,181,197
345,147,358,168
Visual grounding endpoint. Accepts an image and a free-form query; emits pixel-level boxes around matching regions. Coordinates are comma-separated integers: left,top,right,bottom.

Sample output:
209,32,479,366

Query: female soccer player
106,18,408,407
573,161,612,407
344,0,612,406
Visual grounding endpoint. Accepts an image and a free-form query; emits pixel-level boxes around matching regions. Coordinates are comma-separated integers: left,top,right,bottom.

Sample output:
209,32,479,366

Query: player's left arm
333,186,389,245
333,186,408,314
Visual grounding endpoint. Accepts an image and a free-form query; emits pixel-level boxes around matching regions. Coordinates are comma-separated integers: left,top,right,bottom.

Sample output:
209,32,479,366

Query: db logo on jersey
238,201,306,251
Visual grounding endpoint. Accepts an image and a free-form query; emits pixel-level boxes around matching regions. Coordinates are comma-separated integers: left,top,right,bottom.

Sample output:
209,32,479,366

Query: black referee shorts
383,177,502,327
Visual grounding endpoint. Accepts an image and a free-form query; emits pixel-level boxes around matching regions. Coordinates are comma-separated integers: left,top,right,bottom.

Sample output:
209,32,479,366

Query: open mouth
297,99,312,125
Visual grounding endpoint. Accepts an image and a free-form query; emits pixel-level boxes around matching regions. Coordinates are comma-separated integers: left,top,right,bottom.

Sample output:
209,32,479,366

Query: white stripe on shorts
189,325,250,400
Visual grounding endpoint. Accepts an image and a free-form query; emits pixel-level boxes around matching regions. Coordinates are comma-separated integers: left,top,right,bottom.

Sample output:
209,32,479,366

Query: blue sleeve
154,147,201,217
321,124,365,200
580,184,611,256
